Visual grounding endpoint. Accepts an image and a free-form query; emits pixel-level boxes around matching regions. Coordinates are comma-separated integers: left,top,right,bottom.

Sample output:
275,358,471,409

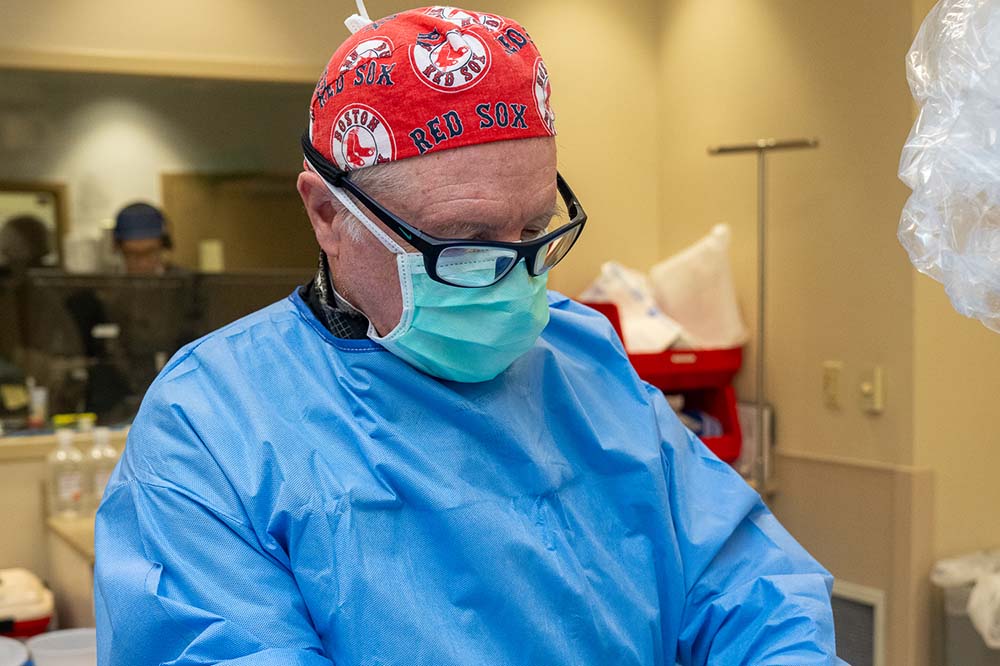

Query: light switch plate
860,366,886,415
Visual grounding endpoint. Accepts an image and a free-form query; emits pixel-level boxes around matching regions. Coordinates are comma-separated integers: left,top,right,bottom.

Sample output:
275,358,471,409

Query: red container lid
580,301,743,390
0,569,53,637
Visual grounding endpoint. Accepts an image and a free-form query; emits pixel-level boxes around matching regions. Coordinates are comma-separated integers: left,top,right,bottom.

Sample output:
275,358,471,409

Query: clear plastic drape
899,0,1000,333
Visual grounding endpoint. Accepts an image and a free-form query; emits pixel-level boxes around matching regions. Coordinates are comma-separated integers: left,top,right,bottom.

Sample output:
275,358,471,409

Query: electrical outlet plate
822,361,843,409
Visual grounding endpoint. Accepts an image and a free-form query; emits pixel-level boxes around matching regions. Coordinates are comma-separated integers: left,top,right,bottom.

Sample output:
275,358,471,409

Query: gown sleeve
93,379,333,666
647,384,847,666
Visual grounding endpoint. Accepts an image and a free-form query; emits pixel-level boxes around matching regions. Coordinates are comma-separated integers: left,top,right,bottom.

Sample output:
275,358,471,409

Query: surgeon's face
299,136,558,335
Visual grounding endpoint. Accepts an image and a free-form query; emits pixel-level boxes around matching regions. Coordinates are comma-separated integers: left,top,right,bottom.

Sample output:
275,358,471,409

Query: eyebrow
434,202,563,241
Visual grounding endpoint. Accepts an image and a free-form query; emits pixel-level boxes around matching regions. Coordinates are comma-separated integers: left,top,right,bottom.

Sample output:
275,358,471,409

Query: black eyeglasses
301,132,587,288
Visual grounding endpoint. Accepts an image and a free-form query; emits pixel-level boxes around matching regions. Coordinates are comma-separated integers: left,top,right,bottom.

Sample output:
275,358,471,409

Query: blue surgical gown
94,290,844,666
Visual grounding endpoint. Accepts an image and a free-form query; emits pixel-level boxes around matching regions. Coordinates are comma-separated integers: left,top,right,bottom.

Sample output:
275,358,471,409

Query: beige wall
910,274,1000,666
0,458,51,579
914,277,1000,559
0,0,343,81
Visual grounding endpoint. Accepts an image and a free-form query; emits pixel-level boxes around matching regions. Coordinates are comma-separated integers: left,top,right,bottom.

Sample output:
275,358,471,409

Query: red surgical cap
308,6,556,172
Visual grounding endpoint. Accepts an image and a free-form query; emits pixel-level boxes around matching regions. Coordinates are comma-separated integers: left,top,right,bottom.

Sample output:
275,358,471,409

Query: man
94,6,845,665
0,215,51,274
112,202,177,275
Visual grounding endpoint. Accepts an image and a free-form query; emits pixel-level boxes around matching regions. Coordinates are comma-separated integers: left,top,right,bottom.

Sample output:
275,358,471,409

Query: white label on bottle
95,470,112,499
57,472,83,503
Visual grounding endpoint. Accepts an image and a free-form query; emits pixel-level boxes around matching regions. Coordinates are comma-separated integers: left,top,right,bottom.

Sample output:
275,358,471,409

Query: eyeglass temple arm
338,180,439,250
300,132,438,249
555,173,583,221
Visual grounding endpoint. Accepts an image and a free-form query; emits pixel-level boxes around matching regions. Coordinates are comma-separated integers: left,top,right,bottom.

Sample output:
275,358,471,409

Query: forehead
388,137,558,233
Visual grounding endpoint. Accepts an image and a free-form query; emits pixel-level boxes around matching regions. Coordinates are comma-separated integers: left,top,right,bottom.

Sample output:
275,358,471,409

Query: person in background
0,215,52,378
0,215,51,275
94,5,846,666
112,202,179,275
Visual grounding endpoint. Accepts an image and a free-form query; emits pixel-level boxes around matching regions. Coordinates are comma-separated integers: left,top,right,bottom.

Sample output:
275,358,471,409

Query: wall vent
832,580,886,666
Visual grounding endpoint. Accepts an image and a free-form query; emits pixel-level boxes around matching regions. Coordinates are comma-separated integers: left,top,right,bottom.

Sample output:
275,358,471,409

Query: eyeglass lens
436,246,520,287
532,225,582,275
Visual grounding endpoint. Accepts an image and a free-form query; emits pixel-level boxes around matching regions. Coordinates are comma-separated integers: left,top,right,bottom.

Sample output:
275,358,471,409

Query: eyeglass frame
301,131,587,288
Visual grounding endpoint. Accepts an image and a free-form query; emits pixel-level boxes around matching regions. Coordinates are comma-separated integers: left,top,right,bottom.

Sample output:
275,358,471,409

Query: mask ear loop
303,156,417,341
303,156,407,255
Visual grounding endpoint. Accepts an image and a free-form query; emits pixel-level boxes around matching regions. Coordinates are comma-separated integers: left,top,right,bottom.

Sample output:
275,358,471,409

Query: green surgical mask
330,188,551,383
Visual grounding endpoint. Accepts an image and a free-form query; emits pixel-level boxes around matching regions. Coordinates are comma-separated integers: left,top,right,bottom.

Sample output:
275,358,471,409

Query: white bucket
0,637,28,666
26,628,96,666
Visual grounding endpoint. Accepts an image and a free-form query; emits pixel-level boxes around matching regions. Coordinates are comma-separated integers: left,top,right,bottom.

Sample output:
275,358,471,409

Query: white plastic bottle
88,427,119,510
47,429,85,518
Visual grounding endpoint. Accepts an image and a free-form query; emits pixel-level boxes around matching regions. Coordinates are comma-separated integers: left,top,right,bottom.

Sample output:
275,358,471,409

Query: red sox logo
330,104,396,170
410,27,491,93
339,37,394,74
533,58,555,135
424,6,505,32
476,13,505,32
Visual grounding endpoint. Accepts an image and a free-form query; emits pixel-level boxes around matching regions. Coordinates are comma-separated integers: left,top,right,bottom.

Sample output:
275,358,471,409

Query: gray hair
331,162,408,243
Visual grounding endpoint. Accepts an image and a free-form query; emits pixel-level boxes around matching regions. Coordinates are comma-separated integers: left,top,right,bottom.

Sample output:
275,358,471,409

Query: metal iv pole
707,137,819,491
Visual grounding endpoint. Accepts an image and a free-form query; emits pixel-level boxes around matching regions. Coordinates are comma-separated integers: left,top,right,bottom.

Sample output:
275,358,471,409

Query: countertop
0,427,129,462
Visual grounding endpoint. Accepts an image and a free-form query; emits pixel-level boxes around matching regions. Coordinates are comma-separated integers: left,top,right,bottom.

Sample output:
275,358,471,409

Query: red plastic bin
628,347,742,392
581,301,743,463
680,385,742,463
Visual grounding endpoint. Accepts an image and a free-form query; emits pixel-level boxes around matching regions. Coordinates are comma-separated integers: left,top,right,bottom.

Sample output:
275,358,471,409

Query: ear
297,171,344,258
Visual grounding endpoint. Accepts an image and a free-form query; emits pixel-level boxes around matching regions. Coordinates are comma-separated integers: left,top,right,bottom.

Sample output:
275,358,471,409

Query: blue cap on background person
114,203,169,244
